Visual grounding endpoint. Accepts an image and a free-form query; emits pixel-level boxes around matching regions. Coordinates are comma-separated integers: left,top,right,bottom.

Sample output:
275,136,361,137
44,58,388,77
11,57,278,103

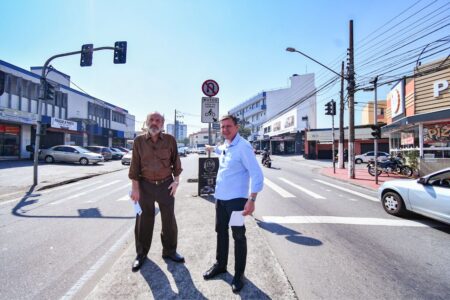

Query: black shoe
231,275,244,293
203,263,227,280
131,254,146,272
162,252,185,263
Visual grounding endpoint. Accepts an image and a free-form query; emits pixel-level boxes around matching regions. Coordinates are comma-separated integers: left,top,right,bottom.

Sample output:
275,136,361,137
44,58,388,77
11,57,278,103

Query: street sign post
201,97,219,123
202,79,219,97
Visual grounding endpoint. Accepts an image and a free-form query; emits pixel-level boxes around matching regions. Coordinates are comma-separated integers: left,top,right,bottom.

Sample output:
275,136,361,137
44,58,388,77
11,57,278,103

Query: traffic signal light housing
371,124,381,139
45,81,56,101
114,41,127,64
40,123,49,136
325,100,336,115
80,44,93,67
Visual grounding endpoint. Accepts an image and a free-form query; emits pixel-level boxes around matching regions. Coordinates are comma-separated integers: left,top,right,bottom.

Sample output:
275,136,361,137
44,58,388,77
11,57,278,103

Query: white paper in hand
229,210,245,226
134,202,142,215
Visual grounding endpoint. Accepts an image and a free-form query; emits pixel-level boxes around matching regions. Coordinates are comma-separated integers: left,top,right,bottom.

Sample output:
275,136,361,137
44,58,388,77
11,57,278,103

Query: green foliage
404,150,419,171
239,127,252,139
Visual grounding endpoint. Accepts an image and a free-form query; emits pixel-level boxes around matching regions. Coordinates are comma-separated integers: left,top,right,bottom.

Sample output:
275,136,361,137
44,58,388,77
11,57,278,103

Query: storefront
381,58,450,175
0,123,20,159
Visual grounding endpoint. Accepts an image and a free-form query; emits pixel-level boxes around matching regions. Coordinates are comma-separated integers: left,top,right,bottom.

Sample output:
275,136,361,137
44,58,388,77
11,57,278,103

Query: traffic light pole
33,46,119,186
332,103,336,174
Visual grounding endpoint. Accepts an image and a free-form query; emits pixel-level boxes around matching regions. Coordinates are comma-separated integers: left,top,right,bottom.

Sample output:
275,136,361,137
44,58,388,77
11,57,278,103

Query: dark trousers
135,179,178,257
215,198,247,276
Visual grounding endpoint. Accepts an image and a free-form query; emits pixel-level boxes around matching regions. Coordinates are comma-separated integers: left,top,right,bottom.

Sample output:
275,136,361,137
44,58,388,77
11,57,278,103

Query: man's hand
168,181,179,196
242,199,255,216
130,188,140,203
205,145,214,153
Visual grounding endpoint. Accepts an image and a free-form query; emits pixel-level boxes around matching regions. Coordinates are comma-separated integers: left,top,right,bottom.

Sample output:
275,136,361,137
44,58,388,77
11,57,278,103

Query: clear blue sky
1,0,447,133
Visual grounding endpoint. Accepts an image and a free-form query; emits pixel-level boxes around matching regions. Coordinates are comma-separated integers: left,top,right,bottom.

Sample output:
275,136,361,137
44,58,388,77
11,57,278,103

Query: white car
121,150,132,165
355,151,389,164
378,167,450,224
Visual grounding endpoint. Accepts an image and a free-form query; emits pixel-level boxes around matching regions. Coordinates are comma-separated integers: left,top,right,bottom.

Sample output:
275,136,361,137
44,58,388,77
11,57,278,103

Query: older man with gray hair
129,111,184,272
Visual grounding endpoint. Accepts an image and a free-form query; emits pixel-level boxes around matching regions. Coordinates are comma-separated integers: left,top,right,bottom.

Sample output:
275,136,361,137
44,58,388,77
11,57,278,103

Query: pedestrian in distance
128,111,184,272
204,114,264,293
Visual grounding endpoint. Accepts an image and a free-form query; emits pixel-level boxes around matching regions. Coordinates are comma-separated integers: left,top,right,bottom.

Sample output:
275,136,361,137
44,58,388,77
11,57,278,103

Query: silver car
39,145,104,165
121,150,132,165
378,167,450,224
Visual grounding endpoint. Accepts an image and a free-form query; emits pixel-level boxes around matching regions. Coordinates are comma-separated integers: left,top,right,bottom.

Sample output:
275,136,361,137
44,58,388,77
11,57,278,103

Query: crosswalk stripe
264,178,295,198
314,179,378,202
85,183,131,203
262,216,430,227
279,178,325,199
117,195,129,201
51,180,122,205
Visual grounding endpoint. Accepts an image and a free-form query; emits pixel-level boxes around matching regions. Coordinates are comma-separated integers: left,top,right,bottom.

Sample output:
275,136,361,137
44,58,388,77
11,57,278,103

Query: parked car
109,147,125,160
39,145,104,165
178,147,187,157
85,146,113,161
197,147,207,155
355,151,389,164
115,146,130,153
378,167,450,225
121,150,132,165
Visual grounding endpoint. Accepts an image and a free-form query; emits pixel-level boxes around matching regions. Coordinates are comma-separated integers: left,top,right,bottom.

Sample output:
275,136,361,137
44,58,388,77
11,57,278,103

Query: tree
239,126,251,139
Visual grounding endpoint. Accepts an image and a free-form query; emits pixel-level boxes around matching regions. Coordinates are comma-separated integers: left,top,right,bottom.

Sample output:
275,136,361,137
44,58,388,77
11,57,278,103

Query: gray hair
146,111,165,126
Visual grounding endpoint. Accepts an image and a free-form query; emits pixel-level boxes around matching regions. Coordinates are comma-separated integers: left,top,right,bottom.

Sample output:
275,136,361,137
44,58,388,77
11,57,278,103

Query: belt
142,176,173,185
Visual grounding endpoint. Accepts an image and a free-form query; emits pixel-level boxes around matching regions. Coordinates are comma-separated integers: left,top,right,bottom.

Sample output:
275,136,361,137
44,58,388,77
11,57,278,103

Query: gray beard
147,127,161,136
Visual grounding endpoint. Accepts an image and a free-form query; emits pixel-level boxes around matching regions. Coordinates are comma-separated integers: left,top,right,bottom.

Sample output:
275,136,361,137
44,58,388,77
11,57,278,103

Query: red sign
202,79,219,97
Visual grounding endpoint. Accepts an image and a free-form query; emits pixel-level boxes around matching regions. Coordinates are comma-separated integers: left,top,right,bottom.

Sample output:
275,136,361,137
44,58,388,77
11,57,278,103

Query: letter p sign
433,80,448,98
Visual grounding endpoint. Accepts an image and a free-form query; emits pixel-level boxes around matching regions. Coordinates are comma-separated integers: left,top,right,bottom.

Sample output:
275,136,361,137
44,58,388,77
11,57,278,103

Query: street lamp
286,46,355,178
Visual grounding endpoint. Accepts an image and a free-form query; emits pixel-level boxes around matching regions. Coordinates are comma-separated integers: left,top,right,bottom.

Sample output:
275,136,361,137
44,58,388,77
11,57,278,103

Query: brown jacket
128,132,182,181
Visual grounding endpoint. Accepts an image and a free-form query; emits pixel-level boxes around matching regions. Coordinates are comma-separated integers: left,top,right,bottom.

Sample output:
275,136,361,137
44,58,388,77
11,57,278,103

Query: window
112,111,125,124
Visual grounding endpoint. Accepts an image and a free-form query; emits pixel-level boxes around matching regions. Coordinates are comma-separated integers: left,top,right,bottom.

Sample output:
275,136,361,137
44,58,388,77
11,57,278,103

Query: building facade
381,57,450,175
0,60,135,160
188,128,219,148
166,122,187,141
229,74,316,155
361,100,387,125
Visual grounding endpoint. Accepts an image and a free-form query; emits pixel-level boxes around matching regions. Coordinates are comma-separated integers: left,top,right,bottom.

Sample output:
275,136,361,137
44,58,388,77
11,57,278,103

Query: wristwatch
249,196,256,202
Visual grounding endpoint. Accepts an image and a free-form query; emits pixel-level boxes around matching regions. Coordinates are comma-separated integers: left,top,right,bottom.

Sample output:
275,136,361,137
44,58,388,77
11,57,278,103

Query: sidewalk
87,194,297,299
320,166,413,191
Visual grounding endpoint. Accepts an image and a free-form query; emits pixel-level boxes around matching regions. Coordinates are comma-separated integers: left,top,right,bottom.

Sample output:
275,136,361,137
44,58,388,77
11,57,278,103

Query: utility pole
339,61,345,169
174,109,177,141
371,76,379,185
331,100,336,174
347,20,356,179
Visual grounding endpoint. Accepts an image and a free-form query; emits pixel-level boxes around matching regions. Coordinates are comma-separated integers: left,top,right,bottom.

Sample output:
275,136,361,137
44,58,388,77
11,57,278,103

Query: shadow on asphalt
255,219,323,246
10,185,134,220
199,195,215,204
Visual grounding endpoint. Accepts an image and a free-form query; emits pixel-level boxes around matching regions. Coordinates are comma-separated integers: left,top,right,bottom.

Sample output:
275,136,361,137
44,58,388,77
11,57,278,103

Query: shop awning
381,109,450,134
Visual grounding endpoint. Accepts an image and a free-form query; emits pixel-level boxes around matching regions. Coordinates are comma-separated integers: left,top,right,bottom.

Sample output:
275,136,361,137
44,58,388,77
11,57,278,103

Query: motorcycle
261,151,272,168
367,156,413,177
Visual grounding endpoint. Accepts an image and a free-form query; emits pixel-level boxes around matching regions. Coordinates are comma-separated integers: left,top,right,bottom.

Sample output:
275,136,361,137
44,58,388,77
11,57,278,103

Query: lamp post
286,47,354,177
363,76,379,184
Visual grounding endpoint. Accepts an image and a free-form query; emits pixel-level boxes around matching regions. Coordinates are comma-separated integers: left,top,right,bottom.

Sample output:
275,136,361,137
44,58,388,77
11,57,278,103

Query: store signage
433,79,449,98
424,123,450,143
51,117,77,131
401,132,414,145
0,108,37,125
387,80,404,118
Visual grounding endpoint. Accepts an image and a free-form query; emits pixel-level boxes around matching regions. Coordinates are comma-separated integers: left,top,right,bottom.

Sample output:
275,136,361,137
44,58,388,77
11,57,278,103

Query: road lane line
61,227,134,300
262,216,431,227
85,183,131,203
279,178,326,199
51,180,122,205
264,178,295,198
117,195,129,201
314,179,378,202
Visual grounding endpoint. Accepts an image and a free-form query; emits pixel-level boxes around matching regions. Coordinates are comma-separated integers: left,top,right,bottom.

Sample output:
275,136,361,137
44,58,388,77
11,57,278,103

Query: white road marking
314,179,378,202
279,178,325,199
262,216,431,227
85,183,131,203
264,178,295,198
117,195,129,201
51,180,122,205
61,227,133,300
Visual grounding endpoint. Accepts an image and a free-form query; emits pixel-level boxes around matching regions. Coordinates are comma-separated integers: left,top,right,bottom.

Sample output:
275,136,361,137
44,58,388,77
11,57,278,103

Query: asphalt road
1,154,449,299
255,156,450,299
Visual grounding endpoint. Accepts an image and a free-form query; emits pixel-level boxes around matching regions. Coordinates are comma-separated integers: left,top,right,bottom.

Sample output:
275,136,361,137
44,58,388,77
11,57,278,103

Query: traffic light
371,124,381,139
325,101,336,115
40,123,49,136
80,44,93,67
114,41,127,64
44,81,56,101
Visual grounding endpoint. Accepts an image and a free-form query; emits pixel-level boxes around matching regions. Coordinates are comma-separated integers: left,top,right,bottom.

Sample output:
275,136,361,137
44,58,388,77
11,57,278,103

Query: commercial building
0,60,135,160
166,122,187,141
188,128,220,148
361,100,387,125
229,74,316,155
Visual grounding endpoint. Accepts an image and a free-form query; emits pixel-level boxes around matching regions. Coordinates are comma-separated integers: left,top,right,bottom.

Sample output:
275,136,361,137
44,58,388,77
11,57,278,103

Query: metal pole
373,76,379,185
339,61,345,169
332,101,336,174
208,123,212,158
32,45,120,185
348,20,355,179
174,109,177,141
